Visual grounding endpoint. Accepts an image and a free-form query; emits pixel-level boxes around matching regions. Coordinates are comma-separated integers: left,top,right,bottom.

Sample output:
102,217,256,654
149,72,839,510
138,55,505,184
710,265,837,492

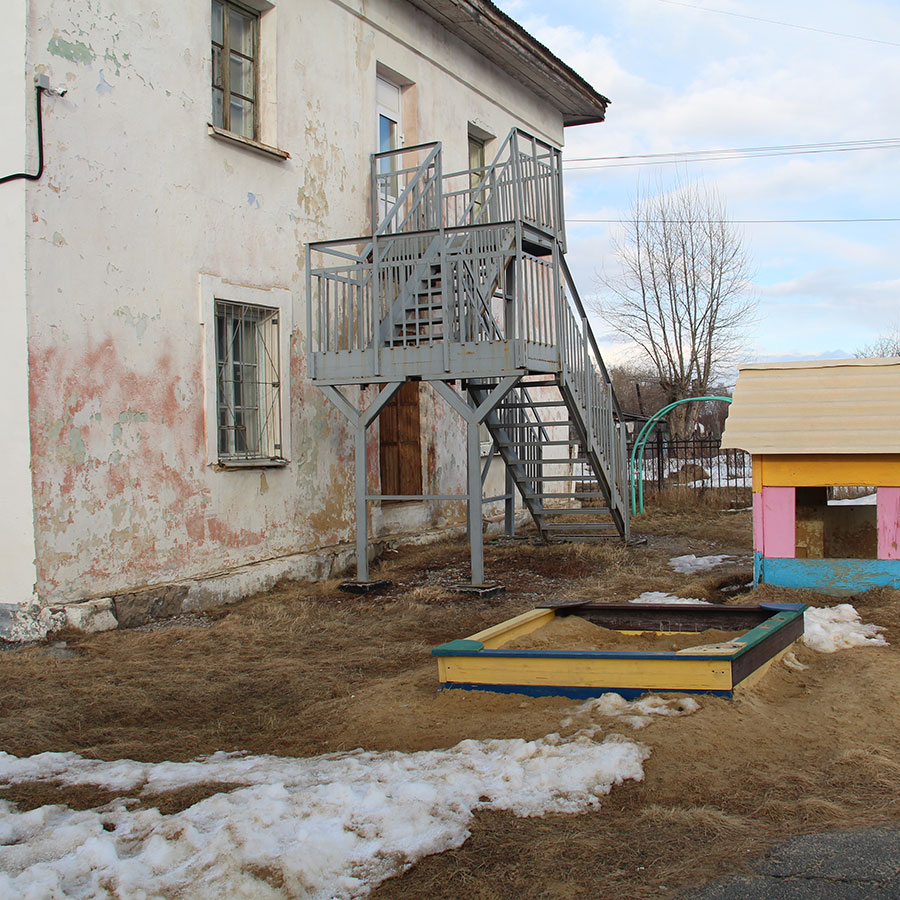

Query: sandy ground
502,615,745,651
2,505,899,899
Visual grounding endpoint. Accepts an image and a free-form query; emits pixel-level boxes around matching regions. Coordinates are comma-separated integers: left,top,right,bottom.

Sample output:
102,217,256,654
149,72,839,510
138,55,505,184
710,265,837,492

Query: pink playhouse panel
761,486,796,558
878,487,900,560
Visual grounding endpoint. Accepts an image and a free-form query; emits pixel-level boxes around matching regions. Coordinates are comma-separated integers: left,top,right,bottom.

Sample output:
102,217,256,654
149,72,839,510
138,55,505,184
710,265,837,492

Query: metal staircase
472,378,626,541
307,128,629,584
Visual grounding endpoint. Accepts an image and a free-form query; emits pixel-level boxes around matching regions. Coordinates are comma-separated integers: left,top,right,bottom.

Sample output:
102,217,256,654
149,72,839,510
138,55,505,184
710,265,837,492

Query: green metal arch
630,396,733,514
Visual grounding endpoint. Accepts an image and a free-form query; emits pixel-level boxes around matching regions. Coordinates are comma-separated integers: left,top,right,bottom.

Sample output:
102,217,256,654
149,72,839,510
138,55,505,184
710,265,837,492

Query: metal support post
504,465,516,537
354,421,369,581
318,382,402,585
432,376,520,587
467,418,484,585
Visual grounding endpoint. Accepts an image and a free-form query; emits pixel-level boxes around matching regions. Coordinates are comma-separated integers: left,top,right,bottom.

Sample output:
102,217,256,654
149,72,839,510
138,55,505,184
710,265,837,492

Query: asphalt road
678,824,900,899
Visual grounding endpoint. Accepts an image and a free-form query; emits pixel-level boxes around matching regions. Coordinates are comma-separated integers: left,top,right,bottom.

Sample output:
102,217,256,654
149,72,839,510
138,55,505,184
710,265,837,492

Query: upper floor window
376,76,402,163
211,0,258,140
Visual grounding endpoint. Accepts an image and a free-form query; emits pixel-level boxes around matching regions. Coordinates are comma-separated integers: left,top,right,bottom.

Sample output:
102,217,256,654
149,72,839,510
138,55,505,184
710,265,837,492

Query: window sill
214,458,290,470
207,124,290,160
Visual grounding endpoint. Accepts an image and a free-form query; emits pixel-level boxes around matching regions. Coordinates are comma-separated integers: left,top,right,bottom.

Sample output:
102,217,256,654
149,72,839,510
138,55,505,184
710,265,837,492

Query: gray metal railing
555,252,628,516
309,128,566,364
372,142,442,236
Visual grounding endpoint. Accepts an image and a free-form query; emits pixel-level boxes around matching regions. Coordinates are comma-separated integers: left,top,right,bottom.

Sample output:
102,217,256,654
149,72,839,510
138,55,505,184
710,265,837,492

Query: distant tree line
855,324,900,358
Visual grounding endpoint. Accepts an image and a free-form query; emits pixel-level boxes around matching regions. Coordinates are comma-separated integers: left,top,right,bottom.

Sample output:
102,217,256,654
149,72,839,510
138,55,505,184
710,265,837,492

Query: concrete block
113,584,189,628
0,604,66,643
63,597,118,634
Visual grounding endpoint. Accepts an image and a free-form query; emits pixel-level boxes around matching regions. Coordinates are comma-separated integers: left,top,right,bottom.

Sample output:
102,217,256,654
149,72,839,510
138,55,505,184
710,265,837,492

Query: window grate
215,300,283,461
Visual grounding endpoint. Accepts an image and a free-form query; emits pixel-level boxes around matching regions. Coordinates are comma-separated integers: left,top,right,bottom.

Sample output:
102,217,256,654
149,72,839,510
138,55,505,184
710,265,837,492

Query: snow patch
563,692,701,731
782,652,808,671
827,494,877,506
802,605,888,653
668,554,732,574
0,731,650,900
630,591,711,605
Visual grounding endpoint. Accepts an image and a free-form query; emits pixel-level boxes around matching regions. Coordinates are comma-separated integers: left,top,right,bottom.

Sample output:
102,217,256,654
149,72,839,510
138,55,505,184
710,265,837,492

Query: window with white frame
211,0,259,139
375,75,402,217
200,276,292,467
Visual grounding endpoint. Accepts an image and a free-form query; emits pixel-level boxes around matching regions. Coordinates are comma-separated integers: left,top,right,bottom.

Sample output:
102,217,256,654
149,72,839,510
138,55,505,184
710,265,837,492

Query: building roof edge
405,0,610,126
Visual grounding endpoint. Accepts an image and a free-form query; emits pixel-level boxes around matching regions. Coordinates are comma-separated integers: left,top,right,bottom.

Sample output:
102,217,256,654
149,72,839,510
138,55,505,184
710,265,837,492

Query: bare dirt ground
2,504,900,899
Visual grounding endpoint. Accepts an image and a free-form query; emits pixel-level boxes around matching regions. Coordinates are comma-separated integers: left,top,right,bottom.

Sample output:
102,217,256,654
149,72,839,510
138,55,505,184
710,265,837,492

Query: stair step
537,492,606,499
410,301,444,310
470,380,560,390
543,523,619,532
499,401,567,409
517,474,598,482
501,440,574,447
535,508,612,516
494,422,573,430
503,456,590,466
394,319,444,336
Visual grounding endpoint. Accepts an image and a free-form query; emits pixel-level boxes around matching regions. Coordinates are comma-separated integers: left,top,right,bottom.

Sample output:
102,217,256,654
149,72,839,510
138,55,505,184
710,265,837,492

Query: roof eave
404,0,610,127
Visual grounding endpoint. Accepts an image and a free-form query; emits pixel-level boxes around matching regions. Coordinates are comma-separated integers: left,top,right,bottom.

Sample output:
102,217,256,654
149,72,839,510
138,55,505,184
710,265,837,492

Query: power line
565,138,900,163
653,0,900,48
563,139,900,170
567,217,900,224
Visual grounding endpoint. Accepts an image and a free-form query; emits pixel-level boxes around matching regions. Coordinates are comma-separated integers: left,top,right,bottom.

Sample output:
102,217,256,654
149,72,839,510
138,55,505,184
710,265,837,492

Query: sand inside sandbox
501,613,746,652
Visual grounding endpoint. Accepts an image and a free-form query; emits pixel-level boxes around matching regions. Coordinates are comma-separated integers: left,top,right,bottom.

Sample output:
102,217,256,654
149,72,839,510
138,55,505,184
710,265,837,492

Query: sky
495,0,900,370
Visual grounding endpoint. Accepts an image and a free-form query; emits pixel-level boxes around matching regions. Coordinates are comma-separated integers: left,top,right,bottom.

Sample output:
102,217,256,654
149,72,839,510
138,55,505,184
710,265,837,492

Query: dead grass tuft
4,505,900,899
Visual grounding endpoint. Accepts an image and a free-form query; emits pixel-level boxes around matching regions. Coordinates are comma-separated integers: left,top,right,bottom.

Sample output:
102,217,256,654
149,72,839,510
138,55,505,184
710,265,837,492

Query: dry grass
2,506,900,900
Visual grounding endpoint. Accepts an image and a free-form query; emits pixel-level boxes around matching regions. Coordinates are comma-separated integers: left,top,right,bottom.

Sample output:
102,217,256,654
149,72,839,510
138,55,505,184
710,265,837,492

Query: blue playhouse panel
756,552,900,595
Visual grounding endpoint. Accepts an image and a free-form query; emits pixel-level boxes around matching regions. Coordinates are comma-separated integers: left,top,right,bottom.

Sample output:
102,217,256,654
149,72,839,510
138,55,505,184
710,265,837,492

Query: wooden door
380,381,423,498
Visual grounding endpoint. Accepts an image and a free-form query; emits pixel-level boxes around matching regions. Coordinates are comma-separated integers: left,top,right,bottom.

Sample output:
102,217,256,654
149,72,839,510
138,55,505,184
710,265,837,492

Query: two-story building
1,0,627,639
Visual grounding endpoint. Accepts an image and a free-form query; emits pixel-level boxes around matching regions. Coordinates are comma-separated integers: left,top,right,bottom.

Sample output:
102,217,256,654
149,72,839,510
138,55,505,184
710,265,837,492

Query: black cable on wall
0,85,47,186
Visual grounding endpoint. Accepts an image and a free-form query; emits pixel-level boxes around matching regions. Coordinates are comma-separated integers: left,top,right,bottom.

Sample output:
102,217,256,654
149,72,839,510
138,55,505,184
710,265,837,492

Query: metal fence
629,436,751,506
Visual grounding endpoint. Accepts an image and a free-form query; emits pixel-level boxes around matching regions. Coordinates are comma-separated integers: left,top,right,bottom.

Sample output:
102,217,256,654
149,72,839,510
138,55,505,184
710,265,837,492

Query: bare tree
608,363,668,418
854,323,900,358
596,178,755,437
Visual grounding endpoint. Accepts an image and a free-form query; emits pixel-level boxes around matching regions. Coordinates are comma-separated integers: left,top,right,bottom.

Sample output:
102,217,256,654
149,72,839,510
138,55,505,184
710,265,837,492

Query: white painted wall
0,0,38,608
23,0,567,605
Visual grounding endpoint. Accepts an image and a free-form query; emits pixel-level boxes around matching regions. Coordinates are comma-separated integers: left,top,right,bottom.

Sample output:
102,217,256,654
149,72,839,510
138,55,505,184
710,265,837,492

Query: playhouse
722,358,900,595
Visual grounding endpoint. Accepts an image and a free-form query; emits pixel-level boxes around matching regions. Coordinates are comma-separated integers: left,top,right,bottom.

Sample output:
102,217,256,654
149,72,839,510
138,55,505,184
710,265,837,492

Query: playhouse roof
721,357,900,455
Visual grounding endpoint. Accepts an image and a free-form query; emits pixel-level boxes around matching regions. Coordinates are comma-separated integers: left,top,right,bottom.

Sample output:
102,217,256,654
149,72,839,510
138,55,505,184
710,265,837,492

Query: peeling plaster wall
23,0,566,606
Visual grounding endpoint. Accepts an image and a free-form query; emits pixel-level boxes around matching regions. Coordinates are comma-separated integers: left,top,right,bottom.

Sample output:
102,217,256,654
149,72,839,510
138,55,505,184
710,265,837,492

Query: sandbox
433,601,806,699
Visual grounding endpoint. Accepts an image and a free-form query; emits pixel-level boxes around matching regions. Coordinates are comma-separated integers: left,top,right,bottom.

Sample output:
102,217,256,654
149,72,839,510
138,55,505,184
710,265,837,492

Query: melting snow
562,694,701,732
803,604,889,653
0,720,662,900
827,494,877,506
782,652,809,671
630,591,711,605
668,554,732,574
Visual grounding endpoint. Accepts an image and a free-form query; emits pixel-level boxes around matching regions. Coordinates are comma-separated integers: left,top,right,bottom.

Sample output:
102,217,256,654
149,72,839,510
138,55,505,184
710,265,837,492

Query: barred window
215,301,283,461
211,0,258,140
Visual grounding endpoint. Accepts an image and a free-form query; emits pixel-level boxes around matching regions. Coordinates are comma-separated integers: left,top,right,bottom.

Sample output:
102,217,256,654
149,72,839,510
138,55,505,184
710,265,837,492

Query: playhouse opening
796,486,878,560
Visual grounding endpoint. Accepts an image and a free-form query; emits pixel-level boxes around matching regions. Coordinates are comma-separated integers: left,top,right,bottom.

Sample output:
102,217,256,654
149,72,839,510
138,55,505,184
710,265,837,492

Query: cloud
496,0,900,359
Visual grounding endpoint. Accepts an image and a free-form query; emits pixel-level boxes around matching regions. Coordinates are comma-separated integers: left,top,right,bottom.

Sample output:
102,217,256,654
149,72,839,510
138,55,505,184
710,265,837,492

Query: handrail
559,254,622,421
454,129,516,227
372,142,442,235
